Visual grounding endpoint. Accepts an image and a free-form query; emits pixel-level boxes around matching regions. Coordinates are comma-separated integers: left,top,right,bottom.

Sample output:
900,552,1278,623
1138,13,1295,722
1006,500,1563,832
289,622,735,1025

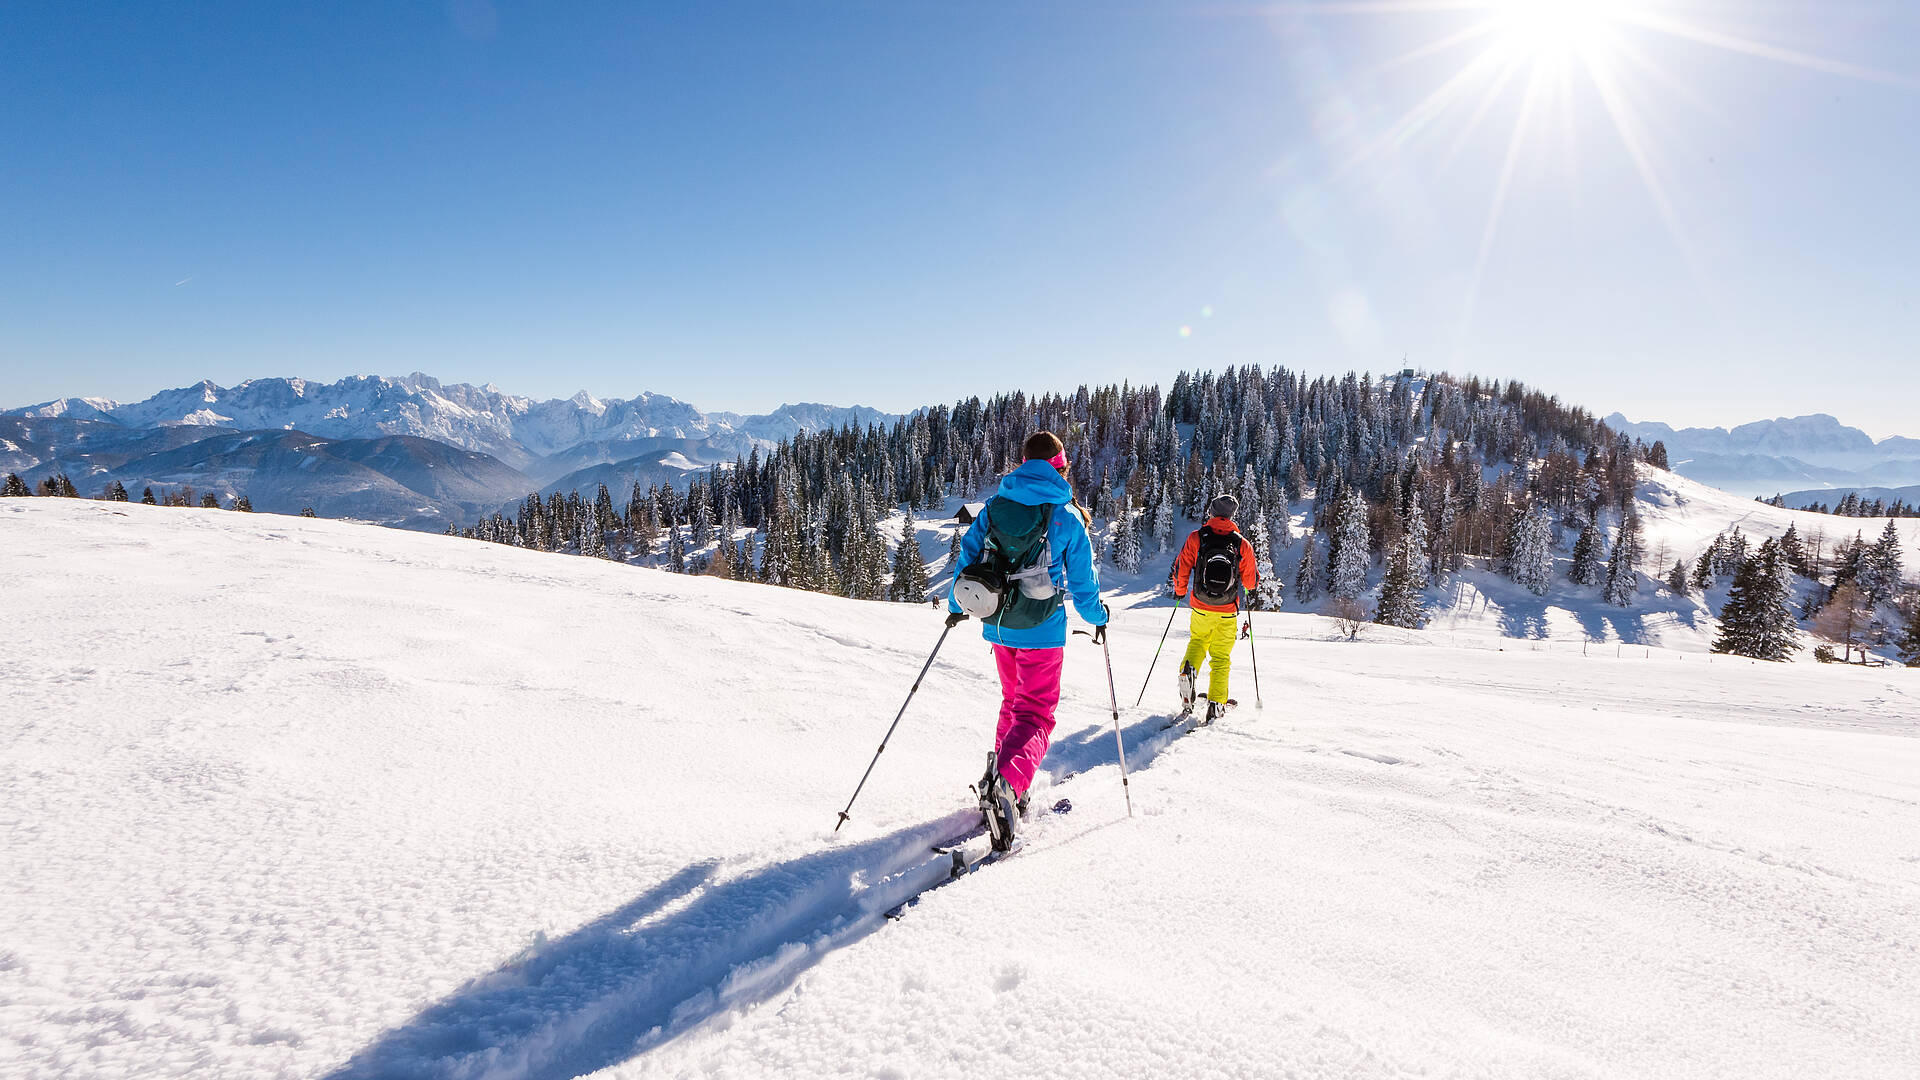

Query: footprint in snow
994,964,1025,993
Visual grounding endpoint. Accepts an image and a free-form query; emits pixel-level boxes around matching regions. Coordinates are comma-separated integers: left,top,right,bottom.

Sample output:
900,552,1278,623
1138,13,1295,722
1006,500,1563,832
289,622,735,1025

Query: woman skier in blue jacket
947,431,1108,849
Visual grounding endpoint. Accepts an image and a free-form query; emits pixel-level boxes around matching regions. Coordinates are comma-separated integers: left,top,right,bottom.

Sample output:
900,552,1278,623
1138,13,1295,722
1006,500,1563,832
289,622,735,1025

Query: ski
886,798,1070,920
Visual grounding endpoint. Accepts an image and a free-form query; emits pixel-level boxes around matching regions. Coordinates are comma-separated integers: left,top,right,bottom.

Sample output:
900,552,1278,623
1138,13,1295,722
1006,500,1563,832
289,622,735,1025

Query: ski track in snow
5,499,1920,1080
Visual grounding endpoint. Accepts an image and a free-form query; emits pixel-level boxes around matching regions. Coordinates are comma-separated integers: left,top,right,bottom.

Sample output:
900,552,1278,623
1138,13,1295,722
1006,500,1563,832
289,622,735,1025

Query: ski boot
1177,663,1197,718
975,752,1020,853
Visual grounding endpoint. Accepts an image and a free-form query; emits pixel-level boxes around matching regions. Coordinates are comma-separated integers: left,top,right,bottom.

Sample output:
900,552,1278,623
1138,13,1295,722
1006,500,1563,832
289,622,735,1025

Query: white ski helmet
952,574,1002,619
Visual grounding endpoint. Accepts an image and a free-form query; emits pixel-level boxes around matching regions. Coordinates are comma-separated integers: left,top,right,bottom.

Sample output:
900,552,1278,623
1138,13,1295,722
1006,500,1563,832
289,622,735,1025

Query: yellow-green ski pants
1180,608,1238,703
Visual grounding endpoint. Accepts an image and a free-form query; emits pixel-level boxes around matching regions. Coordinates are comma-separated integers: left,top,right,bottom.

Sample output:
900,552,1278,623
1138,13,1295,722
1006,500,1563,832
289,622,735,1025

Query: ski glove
944,611,968,629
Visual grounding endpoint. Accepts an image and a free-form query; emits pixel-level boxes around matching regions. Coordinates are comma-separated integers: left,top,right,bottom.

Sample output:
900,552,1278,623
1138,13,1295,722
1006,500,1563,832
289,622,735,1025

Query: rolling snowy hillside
5,499,1917,1080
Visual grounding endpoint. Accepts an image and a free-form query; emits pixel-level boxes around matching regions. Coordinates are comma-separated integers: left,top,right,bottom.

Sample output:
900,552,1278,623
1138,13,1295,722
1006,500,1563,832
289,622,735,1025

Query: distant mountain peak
1606,410,1920,498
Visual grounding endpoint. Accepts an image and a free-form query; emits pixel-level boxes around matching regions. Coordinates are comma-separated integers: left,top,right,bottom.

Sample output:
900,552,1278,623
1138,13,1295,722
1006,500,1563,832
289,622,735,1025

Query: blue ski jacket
948,459,1108,649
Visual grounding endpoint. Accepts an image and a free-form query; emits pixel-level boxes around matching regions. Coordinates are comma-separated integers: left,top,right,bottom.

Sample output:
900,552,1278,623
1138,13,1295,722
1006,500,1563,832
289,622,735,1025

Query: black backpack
1191,527,1243,607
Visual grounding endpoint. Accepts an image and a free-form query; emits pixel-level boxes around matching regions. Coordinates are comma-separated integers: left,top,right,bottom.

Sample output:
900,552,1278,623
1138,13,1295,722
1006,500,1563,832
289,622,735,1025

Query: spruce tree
666,525,686,572
1665,559,1690,597
104,481,128,502
1779,523,1811,577
1569,520,1605,586
1864,519,1904,607
300,507,316,518
1713,538,1798,661
1691,543,1716,591
1115,507,1143,575
1294,532,1323,604
1602,534,1637,607
1508,505,1555,596
234,495,253,512
1374,532,1428,628
1713,527,1747,580
595,484,617,532
1330,488,1371,601
1401,494,1430,590
141,487,157,505
1602,513,1643,607
581,505,609,558
200,492,220,508
1900,609,1920,667
1153,489,1175,554
890,513,930,602
1248,505,1283,610
2,473,29,497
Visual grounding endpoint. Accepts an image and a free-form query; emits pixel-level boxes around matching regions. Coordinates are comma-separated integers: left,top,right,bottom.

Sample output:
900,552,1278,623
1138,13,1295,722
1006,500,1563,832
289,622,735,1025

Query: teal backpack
958,497,1060,630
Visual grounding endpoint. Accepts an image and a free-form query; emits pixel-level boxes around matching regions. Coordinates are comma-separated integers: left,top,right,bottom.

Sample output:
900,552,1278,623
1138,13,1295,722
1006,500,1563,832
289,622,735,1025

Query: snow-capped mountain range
3,375,894,527
1605,412,1920,498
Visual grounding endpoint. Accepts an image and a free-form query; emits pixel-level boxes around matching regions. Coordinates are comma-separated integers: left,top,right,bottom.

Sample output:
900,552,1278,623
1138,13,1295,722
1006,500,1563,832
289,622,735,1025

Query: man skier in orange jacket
1170,493,1259,723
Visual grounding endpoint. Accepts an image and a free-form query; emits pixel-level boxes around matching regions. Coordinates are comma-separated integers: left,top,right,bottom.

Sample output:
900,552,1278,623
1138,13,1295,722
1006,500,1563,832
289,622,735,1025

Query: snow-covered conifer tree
1248,505,1282,610
1602,535,1636,606
1330,488,1371,601
1401,494,1430,590
581,505,607,558
1569,520,1605,586
1713,538,1798,661
0,473,27,497
889,513,930,602
1508,505,1555,596
666,525,686,572
595,484,617,532
1294,533,1323,604
1864,519,1904,607
1778,522,1811,577
1602,512,1643,606
1114,506,1143,575
1665,559,1690,597
1374,533,1428,628
1153,489,1175,555
1713,528,1747,580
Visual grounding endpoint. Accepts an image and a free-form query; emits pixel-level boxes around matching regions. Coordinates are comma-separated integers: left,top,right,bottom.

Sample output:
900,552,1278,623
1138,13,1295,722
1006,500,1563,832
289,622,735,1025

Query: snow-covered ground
4,499,1918,1080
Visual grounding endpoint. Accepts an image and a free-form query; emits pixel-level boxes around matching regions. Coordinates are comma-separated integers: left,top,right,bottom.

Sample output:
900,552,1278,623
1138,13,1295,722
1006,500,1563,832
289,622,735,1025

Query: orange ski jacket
1171,517,1259,613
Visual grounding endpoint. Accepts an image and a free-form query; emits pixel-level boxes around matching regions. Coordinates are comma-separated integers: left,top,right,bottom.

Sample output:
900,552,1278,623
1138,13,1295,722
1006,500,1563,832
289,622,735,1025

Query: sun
1490,0,1625,59
1290,0,1920,359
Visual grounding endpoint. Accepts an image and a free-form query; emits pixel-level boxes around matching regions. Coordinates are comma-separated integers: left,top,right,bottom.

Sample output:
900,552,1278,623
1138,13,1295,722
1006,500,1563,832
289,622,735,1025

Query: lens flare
1276,0,1920,356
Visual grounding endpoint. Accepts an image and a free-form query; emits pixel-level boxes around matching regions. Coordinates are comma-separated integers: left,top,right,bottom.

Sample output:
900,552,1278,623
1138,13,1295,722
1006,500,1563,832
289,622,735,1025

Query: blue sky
3,1,1916,436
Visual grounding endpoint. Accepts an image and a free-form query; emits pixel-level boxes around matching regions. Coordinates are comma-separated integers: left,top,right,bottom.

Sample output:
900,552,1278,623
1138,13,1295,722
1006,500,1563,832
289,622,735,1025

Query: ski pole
834,624,951,832
1134,602,1181,707
1101,635,1134,818
1244,613,1263,709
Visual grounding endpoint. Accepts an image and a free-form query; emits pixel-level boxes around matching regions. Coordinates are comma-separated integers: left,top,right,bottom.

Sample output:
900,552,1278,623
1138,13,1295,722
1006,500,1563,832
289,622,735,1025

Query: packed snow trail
322,713,1188,1080
5,500,1919,1080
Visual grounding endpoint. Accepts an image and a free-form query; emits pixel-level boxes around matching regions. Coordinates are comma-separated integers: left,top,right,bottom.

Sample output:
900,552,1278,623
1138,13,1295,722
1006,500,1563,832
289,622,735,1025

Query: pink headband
1047,451,1068,470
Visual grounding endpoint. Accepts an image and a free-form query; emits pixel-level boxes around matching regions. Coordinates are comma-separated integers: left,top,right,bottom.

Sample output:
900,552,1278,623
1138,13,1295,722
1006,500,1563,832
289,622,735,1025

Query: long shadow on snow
322,709,1183,1080
1573,606,1653,646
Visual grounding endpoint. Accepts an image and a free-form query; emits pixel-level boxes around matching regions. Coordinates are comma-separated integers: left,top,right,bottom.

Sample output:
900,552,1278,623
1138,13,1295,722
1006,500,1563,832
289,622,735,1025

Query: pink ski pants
991,644,1064,797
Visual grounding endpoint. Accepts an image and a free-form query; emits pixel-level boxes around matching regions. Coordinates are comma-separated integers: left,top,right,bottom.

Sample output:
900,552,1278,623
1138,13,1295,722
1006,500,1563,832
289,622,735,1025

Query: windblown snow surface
4,499,1918,1080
